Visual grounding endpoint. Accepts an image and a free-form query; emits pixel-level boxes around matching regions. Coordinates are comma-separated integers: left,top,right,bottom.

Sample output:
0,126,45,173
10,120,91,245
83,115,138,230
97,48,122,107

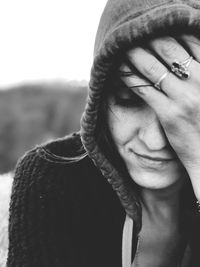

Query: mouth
133,152,177,168
135,153,175,162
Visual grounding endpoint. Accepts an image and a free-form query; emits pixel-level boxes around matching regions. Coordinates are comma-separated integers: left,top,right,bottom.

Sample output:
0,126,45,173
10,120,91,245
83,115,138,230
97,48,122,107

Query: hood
80,0,200,233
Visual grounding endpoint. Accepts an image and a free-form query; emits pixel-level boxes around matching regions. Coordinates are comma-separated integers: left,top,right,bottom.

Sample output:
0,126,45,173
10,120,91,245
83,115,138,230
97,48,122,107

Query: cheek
107,106,140,145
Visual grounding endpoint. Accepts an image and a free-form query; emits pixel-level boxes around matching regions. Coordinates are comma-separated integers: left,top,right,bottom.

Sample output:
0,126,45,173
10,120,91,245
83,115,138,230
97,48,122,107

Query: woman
7,0,200,266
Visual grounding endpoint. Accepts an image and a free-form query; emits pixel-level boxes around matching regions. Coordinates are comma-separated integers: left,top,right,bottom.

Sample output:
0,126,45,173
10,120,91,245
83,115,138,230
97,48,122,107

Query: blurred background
0,0,107,265
0,0,107,174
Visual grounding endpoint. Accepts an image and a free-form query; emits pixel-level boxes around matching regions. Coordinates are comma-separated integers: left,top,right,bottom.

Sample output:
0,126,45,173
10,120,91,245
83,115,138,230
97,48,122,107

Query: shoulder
38,131,87,163
16,131,87,167
13,132,103,191
12,132,97,203
8,138,125,267
12,132,121,215
11,132,109,220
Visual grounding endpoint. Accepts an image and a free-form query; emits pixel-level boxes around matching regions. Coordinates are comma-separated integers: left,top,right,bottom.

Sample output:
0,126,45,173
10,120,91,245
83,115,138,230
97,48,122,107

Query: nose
138,115,167,151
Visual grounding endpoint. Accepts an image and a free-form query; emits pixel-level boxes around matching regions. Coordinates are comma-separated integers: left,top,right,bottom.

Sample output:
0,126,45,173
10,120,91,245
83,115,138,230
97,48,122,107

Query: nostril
138,128,145,141
138,126,167,151
128,148,134,153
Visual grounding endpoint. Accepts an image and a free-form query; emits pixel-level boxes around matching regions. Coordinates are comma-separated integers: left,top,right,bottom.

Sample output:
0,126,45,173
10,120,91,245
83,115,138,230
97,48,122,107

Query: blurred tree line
0,81,88,173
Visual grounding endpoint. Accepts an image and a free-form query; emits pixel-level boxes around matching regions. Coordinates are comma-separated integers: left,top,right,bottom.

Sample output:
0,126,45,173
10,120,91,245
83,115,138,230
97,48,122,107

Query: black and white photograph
1,0,200,266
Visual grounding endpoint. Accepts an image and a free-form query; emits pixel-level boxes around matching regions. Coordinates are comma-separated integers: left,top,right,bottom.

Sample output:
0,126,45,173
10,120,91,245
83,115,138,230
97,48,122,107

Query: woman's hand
121,35,200,199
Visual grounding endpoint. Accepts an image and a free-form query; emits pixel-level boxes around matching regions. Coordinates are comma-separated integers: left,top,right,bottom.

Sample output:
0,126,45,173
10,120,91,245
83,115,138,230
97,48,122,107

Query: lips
134,152,175,161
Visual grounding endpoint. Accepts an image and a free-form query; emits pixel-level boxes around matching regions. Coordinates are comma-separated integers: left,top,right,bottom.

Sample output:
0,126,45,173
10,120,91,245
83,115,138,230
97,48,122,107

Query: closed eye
114,90,145,108
109,74,151,108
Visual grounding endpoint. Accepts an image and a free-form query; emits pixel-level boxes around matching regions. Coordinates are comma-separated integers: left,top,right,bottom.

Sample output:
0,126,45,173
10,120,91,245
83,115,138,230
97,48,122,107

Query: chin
128,169,183,190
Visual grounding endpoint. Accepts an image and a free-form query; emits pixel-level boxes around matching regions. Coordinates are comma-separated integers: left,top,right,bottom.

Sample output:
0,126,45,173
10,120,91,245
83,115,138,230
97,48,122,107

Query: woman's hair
94,67,130,177
95,100,127,175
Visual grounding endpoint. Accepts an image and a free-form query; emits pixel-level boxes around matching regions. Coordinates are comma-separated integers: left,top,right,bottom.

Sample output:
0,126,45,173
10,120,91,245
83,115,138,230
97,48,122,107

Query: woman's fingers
122,35,200,124
150,37,189,67
126,36,200,101
150,36,200,84
126,46,184,99
120,64,173,119
180,34,200,62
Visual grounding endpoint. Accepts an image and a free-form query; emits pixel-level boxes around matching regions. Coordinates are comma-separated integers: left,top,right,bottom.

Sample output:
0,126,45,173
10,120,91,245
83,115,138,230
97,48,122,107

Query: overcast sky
0,0,107,87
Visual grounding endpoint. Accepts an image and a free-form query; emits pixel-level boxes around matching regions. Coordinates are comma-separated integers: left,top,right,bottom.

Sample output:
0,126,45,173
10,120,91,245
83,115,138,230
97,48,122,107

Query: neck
140,179,185,220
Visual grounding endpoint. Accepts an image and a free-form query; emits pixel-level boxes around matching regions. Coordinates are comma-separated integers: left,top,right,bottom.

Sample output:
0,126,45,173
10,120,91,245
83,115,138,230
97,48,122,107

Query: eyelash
114,95,145,108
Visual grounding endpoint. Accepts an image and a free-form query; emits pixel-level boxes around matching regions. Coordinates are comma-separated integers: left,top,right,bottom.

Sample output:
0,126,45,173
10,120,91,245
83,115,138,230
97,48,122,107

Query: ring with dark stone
171,56,193,80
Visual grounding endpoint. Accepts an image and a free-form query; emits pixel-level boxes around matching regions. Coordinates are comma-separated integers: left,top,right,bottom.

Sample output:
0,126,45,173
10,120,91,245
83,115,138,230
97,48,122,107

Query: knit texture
7,133,126,266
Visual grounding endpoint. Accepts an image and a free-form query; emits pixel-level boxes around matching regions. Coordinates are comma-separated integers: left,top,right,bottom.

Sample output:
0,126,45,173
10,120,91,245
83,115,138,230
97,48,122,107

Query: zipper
132,235,141,267
122,215,134,267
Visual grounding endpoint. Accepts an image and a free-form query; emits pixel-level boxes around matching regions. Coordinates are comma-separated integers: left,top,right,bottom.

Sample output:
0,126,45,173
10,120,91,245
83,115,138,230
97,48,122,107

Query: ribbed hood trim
80,2,200,234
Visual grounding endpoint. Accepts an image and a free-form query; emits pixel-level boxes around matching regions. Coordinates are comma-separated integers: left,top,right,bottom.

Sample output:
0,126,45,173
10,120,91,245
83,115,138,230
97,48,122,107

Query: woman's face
107,78,186,190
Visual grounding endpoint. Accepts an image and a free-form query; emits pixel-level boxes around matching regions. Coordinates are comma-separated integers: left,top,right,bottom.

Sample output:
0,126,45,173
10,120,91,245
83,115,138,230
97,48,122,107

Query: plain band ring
154,71,170,90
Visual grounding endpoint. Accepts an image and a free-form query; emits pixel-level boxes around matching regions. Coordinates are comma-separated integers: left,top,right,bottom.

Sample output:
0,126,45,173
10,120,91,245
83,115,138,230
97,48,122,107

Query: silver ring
171,56,193,80
154,71,170,90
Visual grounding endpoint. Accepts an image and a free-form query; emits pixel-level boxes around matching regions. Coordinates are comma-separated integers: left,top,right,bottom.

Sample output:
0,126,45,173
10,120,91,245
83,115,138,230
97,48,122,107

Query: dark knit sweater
7,133,126,267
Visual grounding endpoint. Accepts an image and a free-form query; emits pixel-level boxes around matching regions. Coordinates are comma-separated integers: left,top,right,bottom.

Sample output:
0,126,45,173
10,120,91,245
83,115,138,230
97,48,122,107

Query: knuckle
160,105,176,127
161,105,184,131
137,85,150,95
180,95,200,116
165,106,177,122
161,39,179,58
144,59,160,77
